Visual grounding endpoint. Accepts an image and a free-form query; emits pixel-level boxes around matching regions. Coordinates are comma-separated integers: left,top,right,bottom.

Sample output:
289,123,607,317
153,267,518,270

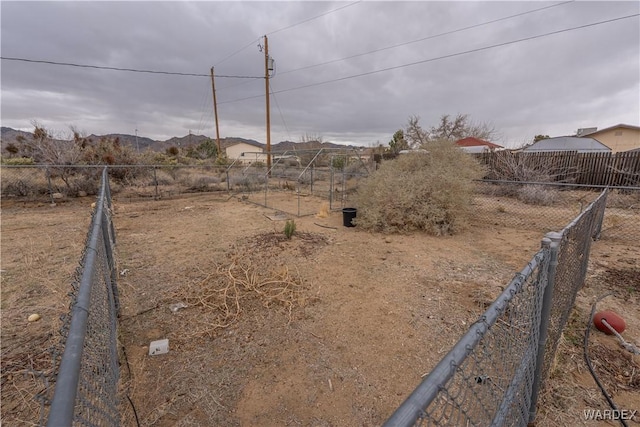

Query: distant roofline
580,123,640,137
524,135,611,151
454,136,503,148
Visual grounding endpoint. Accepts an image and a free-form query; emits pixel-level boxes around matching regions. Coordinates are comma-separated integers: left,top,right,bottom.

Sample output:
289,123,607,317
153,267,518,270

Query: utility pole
210,67,221,156
135,129,139,152
264,35,272,172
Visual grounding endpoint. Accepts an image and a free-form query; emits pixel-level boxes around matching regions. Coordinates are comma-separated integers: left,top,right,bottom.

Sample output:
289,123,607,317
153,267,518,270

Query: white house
225,141,266,164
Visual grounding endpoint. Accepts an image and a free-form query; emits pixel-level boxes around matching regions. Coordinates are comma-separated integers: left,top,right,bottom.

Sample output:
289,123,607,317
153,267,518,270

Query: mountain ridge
1,127,354,153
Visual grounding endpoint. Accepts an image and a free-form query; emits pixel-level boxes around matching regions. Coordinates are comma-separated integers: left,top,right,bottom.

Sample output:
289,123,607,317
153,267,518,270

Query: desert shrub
1,157,35,165
517,185,559,206
149,152,179,166
229,174,264,191
68,179,98,196
3,180,37,196
284,219,296,239
355,141,484,235
182,174,221,192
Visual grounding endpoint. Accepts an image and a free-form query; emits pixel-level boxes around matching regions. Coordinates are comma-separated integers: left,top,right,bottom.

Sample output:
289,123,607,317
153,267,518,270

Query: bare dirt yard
1,191,638,426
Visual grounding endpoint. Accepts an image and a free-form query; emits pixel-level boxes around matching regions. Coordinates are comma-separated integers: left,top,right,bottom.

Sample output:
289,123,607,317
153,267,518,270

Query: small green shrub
355,140,484,235
284,219,296,239
1,157,35,165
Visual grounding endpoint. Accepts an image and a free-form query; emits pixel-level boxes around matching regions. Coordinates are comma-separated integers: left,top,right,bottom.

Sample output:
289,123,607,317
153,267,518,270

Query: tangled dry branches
171,252,310,337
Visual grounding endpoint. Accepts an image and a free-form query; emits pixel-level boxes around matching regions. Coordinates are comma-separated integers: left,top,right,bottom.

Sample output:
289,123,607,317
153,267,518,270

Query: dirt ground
1,191,638,426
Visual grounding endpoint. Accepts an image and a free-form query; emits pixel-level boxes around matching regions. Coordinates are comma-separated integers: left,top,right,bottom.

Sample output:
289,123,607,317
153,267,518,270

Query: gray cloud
1,1,638,148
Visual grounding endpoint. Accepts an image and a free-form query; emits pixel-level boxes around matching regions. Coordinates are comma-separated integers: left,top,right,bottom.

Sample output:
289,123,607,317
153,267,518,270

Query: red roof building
454,137,503,151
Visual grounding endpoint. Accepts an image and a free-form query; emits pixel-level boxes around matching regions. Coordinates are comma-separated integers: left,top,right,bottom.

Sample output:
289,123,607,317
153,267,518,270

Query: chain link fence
473,180,640,242
45,168,120,426
1,159,370,217
228,149,373,217
385,190,608,427
537,190,608,390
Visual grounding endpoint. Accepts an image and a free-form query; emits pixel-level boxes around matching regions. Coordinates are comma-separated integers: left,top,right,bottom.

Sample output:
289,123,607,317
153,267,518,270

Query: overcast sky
1,1,638,148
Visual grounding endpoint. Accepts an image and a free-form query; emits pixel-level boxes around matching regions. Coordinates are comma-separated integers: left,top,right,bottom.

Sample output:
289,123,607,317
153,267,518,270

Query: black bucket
342,208,357,227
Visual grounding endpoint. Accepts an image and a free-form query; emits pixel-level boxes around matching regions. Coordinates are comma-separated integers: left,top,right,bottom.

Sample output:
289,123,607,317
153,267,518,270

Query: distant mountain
1,127,355,155
87,133,160,151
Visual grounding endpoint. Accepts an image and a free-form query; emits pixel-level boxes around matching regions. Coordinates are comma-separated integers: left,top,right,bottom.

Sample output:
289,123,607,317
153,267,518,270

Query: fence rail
46,168,120,426
385,190,608,426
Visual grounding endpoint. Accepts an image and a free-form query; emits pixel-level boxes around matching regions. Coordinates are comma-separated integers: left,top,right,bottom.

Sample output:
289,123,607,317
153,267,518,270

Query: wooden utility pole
264,35,272,172
210,67,221,155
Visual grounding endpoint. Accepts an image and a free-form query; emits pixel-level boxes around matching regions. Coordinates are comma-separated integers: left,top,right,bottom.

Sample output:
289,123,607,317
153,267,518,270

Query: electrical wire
267,1,362,36
278,0,576,75
218,12,640,105
215,2,360,68
584,293,629,427
269,80,292,142
0,56,263,79
213,37,262,67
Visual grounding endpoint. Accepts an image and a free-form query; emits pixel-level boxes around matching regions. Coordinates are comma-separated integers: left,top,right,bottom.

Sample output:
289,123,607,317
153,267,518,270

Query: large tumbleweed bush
355,140,485,235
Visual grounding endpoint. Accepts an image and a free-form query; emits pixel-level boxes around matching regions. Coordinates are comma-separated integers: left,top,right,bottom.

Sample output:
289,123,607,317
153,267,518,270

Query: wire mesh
385,249,549,427
385,189,609,427
538,189,608,387
45,168,120,426
472,180,639,242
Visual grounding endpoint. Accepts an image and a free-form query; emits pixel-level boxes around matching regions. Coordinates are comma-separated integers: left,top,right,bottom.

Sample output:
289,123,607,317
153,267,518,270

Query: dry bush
355,140,485,235
517,185,559,206
170,251,308,337
180,173,221,192
228,174,264,191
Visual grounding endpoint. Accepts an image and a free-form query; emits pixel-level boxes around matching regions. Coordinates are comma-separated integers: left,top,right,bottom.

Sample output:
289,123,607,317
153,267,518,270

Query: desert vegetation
356,139,485,234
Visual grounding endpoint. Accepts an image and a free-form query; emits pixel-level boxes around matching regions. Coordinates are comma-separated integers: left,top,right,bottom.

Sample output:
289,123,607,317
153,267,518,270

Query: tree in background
533,134,550,143
390,114,498,150
428,113,498,142
186,138,218,160
388,129,409,153
4,143,19,157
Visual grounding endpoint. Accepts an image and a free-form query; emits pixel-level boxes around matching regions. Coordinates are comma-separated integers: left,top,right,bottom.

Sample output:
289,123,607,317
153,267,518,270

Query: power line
0,56,263,79
278,0,575,76
269,81,292,142
214,2,361,68
214,37,262,67
219,13,639,105
267,1,362,36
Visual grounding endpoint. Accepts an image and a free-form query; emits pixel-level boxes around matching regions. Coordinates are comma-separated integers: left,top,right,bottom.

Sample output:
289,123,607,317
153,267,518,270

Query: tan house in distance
224,141,266,164
578,124,640,153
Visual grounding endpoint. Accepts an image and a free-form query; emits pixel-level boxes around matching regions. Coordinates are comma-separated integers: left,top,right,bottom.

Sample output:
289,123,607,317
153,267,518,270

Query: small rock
52,192,64,200
77,191,87,197
28,313,41,322
169,302,188,313
384,237,392,243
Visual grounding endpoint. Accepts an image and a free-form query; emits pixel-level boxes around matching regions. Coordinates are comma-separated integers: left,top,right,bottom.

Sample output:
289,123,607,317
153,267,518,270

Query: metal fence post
329,167,334,210
528,231,562,425
153,166,159,199
264,171,268,207
46,166,54,205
